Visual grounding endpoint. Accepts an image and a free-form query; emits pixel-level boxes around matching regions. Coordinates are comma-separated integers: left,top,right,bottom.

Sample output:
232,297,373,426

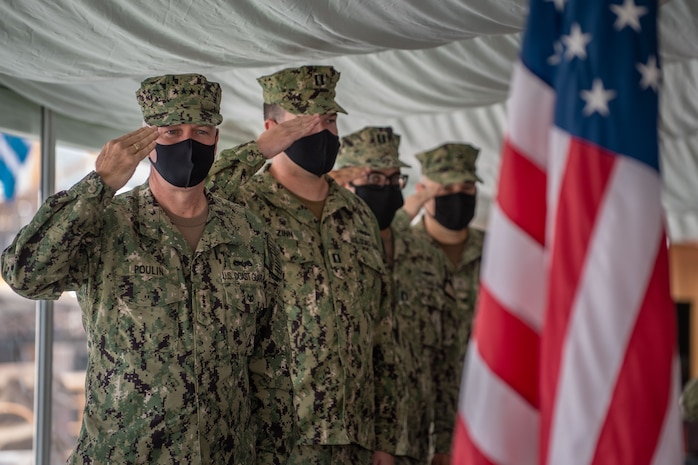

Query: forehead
369,167,400,174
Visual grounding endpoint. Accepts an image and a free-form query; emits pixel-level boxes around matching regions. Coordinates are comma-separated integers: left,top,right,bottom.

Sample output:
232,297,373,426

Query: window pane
0,131,37,465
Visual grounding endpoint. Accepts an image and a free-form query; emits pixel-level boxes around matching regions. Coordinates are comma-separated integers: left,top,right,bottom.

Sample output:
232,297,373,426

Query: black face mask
284,130,340,176
353,184,404,230
151,139,215,188
433,192,476,231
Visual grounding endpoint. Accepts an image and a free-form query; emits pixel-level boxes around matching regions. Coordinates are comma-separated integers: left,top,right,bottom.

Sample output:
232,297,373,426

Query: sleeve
390,208,412,232
432,279,463,454
1,171,115,300
206,141,267,200
371,223,401,454
248,234,296,465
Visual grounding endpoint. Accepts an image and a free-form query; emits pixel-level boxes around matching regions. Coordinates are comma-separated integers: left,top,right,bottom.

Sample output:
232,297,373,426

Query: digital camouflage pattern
208,144,400,456
207,141,267,195
136,73,223,126
257,65,347,115
415,143,483,185
340,131,452,462
390,224,456,462
0,171,291,465
420,219,483,454
336,126,410,170
286,443,372,465
682,377,698,422
392,209,484,454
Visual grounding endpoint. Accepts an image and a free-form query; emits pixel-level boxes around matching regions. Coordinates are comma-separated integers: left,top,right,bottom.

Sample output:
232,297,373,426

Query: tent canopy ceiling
1,0,697,239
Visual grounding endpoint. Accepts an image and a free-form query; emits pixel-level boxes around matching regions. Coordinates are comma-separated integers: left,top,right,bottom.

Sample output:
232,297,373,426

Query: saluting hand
328,166,371,189
95,127,159,191
401,181,442,221
256,114,323,159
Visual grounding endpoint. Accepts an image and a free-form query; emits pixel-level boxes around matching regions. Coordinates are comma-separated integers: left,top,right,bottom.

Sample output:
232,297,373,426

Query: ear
214,128,220,150
264,118,278,131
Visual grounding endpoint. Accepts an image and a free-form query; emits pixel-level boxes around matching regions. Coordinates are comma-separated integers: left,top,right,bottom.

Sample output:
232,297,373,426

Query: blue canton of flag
522,0,661,169
0,132,32,200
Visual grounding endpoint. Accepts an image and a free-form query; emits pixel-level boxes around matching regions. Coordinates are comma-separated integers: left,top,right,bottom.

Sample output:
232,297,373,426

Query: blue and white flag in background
0,132,31,200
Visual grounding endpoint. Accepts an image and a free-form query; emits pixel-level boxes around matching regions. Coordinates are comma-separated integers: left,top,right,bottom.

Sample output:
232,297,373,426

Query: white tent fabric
0,0,697,237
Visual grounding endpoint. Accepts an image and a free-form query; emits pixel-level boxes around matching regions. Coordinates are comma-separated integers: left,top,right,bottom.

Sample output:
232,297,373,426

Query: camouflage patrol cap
136,73,223,126
337,126,410,169
257,65,347,115
416,143,483,185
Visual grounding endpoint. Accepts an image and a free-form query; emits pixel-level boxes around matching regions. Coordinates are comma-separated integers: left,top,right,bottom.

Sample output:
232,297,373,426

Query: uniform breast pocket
395,282,441,350
223,282,265,357
330,242,385,284
274,237,319,308
115,277,187,356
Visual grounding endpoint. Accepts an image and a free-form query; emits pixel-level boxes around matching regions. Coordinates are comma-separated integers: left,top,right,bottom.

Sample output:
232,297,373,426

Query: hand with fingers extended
402,180,441,221
328,165,370,189
256,114,323,159
95,127,159,191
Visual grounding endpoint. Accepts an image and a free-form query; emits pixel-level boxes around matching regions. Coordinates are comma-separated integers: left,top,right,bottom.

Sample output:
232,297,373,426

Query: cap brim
280,100,347,115
428,172,482,185
144,110,223,127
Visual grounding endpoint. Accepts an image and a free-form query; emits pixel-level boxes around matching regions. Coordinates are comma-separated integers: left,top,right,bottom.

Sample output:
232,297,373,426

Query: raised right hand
401,181,442,220
256,114,323,159
328,166,370,188
95,127,158,191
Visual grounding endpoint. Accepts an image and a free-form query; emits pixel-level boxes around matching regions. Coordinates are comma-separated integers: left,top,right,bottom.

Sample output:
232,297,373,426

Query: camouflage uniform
410,217,484,454
207,67,400,463
683,378,698,422
338,127,455,465
1,74,292,465
397,143,485,456
392,227,458,465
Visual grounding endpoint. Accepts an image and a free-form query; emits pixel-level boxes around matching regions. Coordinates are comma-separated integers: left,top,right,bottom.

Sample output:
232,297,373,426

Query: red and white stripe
452,58,682,464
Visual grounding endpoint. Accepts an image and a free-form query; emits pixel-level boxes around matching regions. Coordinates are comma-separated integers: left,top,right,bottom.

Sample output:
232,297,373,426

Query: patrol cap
257,65,347,115
337,126,410,169
136,73,223,126
415,143,482,185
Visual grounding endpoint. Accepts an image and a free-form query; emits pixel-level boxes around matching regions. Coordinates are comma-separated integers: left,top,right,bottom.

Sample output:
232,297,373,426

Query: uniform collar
250,166,351,225
414,217,483,268
134,184,240,253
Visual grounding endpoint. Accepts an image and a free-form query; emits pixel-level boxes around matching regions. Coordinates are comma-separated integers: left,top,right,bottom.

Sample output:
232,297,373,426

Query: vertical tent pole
34,106,55,465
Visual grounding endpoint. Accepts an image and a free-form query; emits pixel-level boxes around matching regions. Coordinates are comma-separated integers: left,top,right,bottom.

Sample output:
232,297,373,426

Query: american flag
451,0,683,464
